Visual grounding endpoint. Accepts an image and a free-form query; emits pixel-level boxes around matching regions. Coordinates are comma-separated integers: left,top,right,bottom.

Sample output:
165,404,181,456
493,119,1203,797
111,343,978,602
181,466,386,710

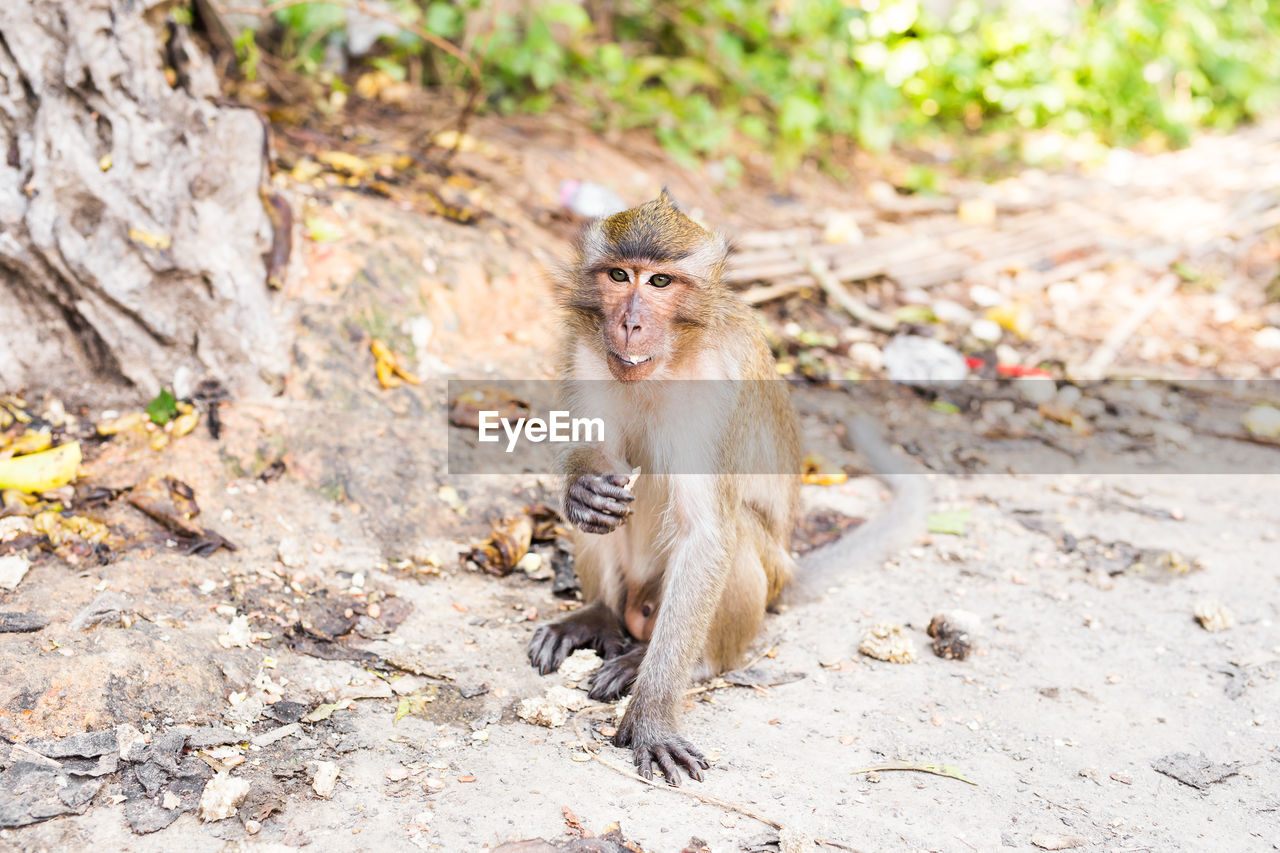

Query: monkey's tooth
627,355,642,364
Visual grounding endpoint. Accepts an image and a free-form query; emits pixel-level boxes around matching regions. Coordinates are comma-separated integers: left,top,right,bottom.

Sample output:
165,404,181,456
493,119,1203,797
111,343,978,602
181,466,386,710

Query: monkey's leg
700,522,770,675
614,484,737,785
527,601,631,675
593,532,768,700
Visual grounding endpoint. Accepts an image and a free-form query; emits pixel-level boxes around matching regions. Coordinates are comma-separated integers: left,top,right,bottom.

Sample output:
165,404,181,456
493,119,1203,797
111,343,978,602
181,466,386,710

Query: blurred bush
252,0,1280,170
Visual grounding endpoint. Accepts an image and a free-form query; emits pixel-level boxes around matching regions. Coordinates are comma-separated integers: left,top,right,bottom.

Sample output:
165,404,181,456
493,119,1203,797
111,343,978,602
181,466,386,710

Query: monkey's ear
658,187,682,211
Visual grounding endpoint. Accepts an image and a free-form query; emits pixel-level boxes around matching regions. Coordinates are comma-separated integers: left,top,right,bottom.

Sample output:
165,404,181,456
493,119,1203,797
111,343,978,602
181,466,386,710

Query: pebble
312,761,339,798
199,774,250,821
1254,326,1280,350
385,767,409,782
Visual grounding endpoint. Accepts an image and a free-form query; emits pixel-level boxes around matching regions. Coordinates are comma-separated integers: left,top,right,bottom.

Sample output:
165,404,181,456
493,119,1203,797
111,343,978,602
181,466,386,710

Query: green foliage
146,390,178,426
260,0,1280,170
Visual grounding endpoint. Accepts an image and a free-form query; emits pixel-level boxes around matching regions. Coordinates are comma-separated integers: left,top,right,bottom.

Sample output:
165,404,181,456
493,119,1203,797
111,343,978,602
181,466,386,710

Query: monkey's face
596,264,685,381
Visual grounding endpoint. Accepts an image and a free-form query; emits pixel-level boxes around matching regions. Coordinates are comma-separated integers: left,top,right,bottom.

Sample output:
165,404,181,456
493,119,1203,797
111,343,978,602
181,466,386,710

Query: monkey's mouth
610,351,654,367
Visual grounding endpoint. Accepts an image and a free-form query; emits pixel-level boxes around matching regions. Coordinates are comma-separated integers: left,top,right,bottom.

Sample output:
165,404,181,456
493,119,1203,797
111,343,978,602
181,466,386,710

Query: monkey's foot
588,645,645,701
527,606,630,675
615,715,708,786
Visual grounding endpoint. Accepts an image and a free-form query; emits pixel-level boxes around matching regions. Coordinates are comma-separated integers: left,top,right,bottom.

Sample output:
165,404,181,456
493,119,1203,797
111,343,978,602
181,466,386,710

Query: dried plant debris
468,503,572,578
792,507,863,555
448,386,531,429
127,474,236,556
1193,600,1236,632
928,610,982,660
1011,512,1203,579
1152,752,1240,790
859,623,918,663
494,819,647,852
466,512,533,576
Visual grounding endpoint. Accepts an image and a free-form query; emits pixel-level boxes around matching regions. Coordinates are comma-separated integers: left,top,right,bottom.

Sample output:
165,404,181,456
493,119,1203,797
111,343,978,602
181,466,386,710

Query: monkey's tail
784,415,930,604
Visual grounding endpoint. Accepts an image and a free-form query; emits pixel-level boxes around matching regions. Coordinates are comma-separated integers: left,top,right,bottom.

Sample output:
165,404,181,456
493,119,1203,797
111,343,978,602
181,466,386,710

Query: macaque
528,191,924,784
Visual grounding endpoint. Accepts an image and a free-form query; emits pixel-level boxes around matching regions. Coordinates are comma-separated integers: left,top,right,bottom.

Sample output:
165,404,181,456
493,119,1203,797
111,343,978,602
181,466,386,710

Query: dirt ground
2,111,1278,853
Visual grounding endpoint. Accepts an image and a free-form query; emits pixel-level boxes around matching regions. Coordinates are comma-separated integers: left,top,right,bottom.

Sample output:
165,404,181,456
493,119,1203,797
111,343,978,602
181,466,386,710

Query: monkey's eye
608,268,629,282
650,273,672,288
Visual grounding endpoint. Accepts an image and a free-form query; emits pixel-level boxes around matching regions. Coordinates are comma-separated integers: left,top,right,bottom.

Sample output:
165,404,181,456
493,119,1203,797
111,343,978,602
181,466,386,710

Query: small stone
848,341,884,373
1253,326,1280,351
558,649,603,685
957,197,997,226
927,610,982,660
245,820,262,835
1243,404,1280,439
858,623,917,663
385,766,409,782
1193,601,1235,633
199,774,250,821
0,554,31,591
969,318,1003,343
278,536,308,569
162,791,182,810
312,761,339,798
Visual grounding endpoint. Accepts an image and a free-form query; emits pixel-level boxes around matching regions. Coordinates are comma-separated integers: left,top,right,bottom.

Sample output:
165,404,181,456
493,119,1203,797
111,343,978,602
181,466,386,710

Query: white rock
969,284,1004,307
882,336,968,384
1243,404,1280,439
199,774,250,821
517,695,568,728
312,761,340,798
847,341,884,373
0,554,31,591
558,649,603,685
217,615,254,649
115,723,148,762
277,536,307,569
969,318,1002,343
1254,326,1280,351
930,299,973,325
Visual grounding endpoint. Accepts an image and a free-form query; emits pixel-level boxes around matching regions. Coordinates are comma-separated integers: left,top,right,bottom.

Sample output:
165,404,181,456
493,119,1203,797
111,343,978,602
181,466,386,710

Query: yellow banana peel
0,441,82,492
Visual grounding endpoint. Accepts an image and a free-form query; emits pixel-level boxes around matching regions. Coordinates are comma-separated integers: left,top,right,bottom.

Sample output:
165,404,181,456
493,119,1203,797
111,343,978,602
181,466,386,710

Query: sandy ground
4,464,1276,852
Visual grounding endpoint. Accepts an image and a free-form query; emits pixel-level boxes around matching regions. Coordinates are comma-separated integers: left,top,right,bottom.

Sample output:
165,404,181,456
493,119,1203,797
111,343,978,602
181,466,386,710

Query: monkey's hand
615,709,709,786
565,472,633,535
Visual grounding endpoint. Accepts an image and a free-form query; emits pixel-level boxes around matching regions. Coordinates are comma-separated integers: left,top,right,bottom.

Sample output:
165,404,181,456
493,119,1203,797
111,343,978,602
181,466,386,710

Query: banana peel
0,442,81,492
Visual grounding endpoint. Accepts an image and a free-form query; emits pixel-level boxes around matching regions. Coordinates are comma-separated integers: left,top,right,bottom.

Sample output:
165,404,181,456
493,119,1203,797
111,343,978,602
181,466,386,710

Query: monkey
527,191,926,784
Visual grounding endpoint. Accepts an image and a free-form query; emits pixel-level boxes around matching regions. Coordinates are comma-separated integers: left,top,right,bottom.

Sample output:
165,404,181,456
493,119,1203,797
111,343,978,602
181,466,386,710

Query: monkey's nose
621,315,642,344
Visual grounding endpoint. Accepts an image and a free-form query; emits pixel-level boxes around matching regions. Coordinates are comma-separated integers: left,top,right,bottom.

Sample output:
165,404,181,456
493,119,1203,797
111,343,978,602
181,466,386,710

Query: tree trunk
0,0,288,401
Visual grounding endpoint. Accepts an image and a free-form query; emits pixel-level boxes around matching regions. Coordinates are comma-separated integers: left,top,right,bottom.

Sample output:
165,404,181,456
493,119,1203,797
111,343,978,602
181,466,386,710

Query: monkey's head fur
562,190,735,382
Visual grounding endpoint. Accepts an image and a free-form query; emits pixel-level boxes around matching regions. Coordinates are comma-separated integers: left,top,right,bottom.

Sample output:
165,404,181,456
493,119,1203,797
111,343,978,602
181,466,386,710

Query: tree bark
0,0,288,400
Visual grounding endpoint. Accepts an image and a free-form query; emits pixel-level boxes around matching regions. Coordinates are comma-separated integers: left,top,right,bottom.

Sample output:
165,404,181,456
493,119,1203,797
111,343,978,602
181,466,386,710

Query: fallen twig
854,762,978,785
804,254,898,333
1076,273,1179,379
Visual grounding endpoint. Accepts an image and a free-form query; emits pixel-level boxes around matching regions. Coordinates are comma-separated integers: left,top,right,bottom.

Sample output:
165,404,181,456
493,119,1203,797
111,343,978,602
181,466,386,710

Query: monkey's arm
560,445,634,534
615,478,732,784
